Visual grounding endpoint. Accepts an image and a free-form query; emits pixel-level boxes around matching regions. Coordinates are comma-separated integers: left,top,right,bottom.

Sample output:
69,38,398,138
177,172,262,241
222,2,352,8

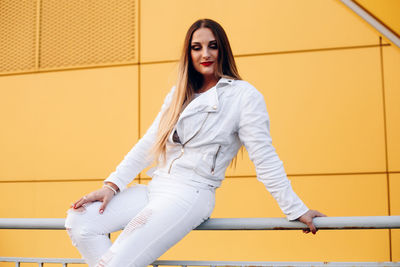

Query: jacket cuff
103,175,128,193
287,205,309,221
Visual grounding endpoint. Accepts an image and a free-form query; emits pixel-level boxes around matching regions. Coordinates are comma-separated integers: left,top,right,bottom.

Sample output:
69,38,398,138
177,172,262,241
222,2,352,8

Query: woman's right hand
71,183,118,214
297,209,326,234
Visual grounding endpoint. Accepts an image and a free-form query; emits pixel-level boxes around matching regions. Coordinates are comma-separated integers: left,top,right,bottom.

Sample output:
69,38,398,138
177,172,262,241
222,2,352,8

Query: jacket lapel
174,77,232,144
176,87,218,144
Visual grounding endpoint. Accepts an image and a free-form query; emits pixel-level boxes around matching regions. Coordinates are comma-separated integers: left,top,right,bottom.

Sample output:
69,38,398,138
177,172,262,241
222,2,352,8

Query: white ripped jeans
65,175,216,267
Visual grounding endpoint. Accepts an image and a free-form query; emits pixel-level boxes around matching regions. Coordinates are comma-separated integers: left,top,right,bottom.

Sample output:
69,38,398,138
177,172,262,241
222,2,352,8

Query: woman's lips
200,62,213,66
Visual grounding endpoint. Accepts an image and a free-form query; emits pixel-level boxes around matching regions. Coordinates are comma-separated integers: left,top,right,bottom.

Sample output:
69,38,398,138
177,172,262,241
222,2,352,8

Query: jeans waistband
152,170,217,191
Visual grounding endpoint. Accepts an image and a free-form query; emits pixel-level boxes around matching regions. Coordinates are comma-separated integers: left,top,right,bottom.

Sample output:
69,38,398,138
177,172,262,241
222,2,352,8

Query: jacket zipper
168,147,184,173
211,145,221,175
168,113,210,174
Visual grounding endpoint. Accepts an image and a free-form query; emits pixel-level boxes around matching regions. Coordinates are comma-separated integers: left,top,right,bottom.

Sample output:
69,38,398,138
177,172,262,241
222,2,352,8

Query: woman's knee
65,204,98,245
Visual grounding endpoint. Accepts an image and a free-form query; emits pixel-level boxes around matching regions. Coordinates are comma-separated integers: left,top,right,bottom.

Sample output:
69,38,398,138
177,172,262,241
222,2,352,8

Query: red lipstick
201,62,213,66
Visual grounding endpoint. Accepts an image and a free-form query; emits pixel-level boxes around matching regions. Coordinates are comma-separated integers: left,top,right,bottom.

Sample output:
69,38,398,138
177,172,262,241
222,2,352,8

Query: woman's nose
202,48,211,59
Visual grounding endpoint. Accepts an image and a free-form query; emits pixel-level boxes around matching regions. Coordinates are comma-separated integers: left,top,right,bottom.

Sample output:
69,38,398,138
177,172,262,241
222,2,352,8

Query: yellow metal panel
0,181,105,218
0,66,139,180
210,174,388,218
154,175,390,261
390,173,400,260
161,229,389,262
140,63,178,136
140,0,380,62
357,0,400,37
390,173,400,215
40,0,138,69
0,229,82,260
233,47,386,175
0,0,138,75
0,1,37,74
383,46,400,172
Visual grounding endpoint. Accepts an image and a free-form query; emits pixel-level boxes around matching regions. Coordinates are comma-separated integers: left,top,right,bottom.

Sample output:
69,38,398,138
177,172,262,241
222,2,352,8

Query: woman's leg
97,179,215,267
65,184,149,267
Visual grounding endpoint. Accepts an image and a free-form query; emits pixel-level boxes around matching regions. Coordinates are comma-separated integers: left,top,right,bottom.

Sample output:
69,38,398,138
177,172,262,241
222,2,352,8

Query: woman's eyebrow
191,40,217,44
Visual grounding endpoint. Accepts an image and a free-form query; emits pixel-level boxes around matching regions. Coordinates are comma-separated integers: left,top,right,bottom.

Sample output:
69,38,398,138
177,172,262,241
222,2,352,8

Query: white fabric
193,92,202,99
65,177,215,267
104,77,309,221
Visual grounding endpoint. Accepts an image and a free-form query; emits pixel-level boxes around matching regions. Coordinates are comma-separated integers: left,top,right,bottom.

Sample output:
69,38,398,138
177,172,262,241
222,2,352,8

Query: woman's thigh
98,179,215,267
65,183,150,234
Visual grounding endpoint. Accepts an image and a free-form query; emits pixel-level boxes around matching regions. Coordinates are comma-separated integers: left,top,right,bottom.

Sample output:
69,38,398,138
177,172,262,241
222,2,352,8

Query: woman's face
190,27,219,79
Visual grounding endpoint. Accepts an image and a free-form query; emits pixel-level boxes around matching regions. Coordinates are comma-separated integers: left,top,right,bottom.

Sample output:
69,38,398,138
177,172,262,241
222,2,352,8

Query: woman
66,18,325,267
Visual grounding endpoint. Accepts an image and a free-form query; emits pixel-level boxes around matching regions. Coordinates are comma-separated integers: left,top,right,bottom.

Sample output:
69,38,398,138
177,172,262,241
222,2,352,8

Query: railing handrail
0,257,399,266
0,216,399,230
1,216,399,266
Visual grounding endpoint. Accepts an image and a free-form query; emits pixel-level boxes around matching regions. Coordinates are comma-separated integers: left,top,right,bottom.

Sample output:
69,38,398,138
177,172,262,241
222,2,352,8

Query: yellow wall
0,0,399,264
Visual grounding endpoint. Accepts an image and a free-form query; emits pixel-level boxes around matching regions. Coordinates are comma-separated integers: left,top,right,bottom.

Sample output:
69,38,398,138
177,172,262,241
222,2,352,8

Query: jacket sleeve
104,86,176,192
237,85,309,221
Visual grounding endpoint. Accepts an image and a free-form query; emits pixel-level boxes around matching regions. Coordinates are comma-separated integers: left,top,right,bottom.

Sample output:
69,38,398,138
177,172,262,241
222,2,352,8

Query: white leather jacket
105,77,309,220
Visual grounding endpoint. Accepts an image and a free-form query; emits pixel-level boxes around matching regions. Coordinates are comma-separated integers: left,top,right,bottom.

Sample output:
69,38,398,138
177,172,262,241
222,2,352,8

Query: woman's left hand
297,209,326,234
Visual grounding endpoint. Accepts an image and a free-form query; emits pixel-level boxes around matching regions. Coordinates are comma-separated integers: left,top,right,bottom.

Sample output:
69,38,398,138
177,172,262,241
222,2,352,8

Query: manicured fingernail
99,209,103,214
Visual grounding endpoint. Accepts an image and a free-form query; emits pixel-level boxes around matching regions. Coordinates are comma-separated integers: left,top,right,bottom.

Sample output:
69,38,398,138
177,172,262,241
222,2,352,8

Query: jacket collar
178,77,233,120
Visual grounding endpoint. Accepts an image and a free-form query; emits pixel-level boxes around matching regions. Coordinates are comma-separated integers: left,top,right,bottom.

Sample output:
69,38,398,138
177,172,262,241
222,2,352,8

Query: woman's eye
210,44,218,49
191,46,201,51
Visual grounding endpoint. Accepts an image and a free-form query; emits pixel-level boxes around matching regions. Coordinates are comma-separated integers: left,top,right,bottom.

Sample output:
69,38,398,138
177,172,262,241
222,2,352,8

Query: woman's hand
71,183,119,214
297,209,326,234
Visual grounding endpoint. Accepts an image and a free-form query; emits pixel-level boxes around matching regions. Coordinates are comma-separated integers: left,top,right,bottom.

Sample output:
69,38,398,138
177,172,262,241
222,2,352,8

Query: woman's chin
199,71,216,78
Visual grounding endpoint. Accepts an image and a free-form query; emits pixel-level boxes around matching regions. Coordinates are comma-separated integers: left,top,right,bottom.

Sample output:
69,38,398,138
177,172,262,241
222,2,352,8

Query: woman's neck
198,75,219,93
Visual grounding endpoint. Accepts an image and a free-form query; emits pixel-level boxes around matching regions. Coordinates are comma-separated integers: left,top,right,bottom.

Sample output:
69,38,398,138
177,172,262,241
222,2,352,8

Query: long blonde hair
152,19,242,164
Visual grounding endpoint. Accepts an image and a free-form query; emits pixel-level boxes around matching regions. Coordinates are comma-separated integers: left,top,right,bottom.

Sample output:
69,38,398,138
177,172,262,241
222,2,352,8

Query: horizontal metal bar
152,260,400,266
196,216,400,230
0,258,399,266
0,257,84,264
0,216,399,230
0,218,66,229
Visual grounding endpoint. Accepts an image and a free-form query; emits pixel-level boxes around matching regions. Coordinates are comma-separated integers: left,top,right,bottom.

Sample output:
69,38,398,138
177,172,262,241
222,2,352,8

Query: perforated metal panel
0,0,136,74
0,0,37,73
40,0,136,69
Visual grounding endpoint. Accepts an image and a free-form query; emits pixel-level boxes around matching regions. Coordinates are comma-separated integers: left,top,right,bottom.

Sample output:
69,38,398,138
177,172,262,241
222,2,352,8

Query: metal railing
0,257,399,267
1,216,400,267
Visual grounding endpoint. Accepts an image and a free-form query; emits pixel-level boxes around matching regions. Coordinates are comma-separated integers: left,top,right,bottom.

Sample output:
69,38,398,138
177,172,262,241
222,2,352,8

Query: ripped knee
65,224,97,247
65,205,90,238
65,227,79,246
